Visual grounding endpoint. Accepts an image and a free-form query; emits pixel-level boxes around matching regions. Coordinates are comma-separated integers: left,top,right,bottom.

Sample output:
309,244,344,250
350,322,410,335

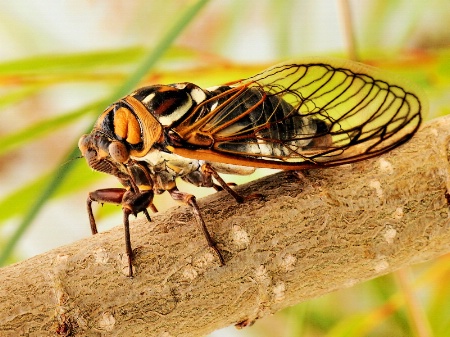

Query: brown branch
1,116,450,337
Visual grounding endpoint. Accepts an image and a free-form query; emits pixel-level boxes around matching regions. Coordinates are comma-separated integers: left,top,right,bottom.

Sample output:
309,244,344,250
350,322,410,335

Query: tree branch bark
1,116,450,337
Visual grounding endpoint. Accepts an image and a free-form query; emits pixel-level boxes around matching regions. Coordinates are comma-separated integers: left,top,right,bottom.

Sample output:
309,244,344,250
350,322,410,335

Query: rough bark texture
1,116,450,337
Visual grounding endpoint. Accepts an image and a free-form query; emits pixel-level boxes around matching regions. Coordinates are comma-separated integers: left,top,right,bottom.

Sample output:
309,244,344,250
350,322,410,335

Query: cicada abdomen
79,58,426,276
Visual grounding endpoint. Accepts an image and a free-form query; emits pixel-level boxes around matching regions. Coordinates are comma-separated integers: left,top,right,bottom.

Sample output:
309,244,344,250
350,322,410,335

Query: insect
78,58,424,277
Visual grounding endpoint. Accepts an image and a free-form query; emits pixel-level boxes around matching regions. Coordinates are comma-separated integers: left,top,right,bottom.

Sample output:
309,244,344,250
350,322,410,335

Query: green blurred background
0,1,448,336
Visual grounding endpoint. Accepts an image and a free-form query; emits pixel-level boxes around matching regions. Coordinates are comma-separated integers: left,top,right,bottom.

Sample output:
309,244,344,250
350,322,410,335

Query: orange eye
109,141,129,163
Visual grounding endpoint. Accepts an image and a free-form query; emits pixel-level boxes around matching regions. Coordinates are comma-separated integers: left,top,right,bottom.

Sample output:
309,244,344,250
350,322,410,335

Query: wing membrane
174,58,425,169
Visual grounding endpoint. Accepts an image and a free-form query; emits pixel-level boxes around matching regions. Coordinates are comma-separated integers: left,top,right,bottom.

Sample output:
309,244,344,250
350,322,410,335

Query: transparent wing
173,58,425,169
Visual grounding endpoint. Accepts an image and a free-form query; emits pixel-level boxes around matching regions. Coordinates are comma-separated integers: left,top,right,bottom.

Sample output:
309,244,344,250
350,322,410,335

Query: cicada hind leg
200,164,245,203
86,188,156,277
166,164,261,267
200,163,263,203
167,187,225,266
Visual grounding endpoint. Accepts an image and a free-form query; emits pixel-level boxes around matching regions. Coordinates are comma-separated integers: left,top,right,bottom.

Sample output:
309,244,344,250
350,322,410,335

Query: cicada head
79,83,205,176
78,130,130,180
79,87,167,166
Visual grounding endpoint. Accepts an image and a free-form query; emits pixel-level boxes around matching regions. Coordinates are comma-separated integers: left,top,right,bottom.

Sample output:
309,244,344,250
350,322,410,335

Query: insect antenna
60,155,84,167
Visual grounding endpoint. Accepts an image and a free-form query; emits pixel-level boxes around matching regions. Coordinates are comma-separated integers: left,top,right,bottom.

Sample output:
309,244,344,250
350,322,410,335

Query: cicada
78,58,424,277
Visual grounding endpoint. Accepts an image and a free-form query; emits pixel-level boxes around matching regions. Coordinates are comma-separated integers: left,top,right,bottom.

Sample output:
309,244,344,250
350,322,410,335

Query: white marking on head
190,87,207,104
172,83,187,89
158,95,193,126
142,92,155,105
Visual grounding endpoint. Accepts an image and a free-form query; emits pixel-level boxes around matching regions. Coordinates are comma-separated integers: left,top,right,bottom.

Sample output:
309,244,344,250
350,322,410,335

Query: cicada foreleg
87,188,155,277
87,188,127,235
168,187,225,266
87,188,156,232
121,189,155,277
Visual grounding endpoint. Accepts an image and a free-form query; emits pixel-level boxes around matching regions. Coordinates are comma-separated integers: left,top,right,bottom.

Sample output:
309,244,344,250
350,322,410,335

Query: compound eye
109,141,129,163
78,134,90,154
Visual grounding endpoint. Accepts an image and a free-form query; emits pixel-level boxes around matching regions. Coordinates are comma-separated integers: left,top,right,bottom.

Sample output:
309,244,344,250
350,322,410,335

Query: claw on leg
293,170,307,181
143,209,152,222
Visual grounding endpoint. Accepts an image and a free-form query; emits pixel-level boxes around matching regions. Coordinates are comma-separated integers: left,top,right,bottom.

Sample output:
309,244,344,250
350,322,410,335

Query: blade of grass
0,99,103,156
0,47,145,76
0,45,202,84
338,0,359,61
394,269,432,337
0,85,43,109
0,0,210,266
